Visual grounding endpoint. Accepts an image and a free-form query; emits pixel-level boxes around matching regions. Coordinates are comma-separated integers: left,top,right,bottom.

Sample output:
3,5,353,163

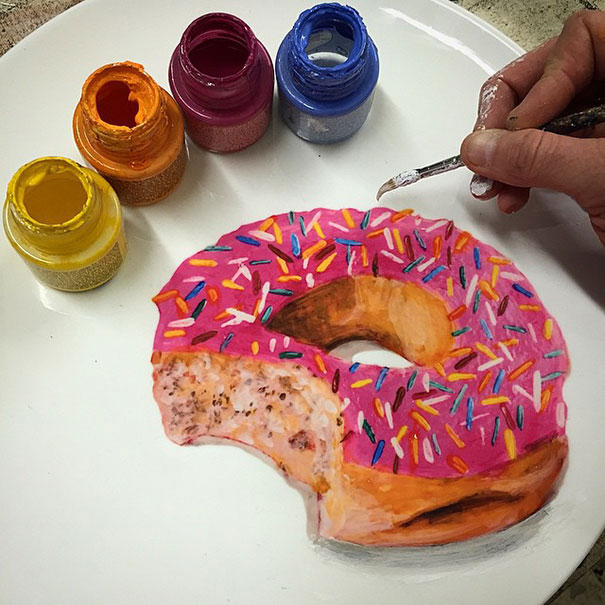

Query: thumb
460,128,605,209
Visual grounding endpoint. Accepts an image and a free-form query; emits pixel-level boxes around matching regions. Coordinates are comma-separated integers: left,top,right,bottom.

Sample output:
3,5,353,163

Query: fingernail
465,130,502,167
470,174,494,197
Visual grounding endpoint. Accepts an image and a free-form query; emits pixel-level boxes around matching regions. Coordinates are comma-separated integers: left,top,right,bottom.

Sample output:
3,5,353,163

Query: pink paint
169,13,274,152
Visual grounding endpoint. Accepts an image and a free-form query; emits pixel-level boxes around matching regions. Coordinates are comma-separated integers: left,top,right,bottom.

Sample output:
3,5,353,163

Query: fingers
496,187,530,214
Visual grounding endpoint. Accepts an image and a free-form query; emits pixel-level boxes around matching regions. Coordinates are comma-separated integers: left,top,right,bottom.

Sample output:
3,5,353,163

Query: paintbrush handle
541,102,605,134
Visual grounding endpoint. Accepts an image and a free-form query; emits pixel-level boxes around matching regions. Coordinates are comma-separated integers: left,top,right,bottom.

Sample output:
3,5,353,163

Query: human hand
459,10,605,245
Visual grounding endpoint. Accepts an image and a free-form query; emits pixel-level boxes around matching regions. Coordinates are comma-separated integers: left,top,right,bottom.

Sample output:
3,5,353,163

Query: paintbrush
376,102,605,200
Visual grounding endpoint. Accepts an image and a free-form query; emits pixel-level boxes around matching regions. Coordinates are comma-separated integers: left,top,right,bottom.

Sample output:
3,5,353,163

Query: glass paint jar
3,157,126,292
73,62,186,206
169,13,274,153
276,3,379,144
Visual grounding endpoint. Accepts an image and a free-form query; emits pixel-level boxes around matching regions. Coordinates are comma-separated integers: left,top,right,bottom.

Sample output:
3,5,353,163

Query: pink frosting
152,208,568,478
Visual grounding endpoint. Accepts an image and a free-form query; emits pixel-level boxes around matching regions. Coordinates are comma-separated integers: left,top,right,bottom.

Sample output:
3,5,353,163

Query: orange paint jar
73,62,186,206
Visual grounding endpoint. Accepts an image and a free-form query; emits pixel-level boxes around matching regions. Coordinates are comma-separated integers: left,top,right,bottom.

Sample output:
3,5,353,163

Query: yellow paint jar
3,157,126,292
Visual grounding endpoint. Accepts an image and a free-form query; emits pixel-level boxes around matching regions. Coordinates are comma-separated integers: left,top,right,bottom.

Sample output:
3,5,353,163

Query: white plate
1,1,603,603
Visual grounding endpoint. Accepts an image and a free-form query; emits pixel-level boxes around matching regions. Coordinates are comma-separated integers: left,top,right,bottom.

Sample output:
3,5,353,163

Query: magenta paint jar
169,13,274,153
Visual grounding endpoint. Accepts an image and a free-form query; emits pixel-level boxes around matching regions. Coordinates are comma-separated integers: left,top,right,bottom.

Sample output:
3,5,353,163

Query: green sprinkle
452,327,471,336
279,351,303,359
191,299,207,320
362,419,376,443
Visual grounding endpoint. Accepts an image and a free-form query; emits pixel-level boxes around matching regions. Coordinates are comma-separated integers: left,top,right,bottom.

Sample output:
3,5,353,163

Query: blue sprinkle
431,433,442,455
290,233,301,257
516,405,524,430
371,440,385,466
360,210,371,230
407,370,418,390
413,229,426,250
249,259,271,265
459,265,467,289
260,306,273,324
349,362,360,373
288,211,295,225
298,215,307,236
473,289,481,313
491,416,500,445
513,283,533,298
235,235,261,247
480,319,493,340
334,238,362,246
422,265,447,283
503,325,527,333
375,367,389,391
429,380,454,393
268,288,293,296
191,299,207,320
544,350,564,358
450,384,468,414
452,327,471,337
542,371,563,382
466,397,474,430
185,280,206,301
473,247,481,270
204,245,231,252
493,369,505,394
403,255,425,273
346,245,351,264
219,332,234,352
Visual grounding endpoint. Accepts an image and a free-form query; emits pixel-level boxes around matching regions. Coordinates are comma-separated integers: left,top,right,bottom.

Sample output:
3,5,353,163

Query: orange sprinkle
393,228,404,254
273,221,283,244
373,397,385,418
434,362,446,378
540,385,553,412
276,257,289,275
390,208,414,222
476,342,497,360
454,230,471,252
251,341,260,355
433,235,442,259
163,329,185,338
302,239,327,259
410,410,431,431
504,428,517,460
481,396,510,405
487,256,511,265
152,289,178,303
500,338,519,347
448,304,467,320
188,259,217,267
447,455,469,474
478,371,492,392
416,399,439,416
351,378,372,388
222,279,244,290
277,275,302,282
342,209,355,228
361,245,369,267
258,216,275,232
450,347,473,358
213,309,231,320
445,423,465,448
314,353,327,374
396,425,408,442
490,264,499,288
543,318,553,340
519,304,541,311
316,252,337,273
207,286,219,303
478,279,500,301
446,276,454,297
448,373,476,381
367,228,385,238
313,221,325,239
411,433,419,465
175,296,189,316
507,359,534,381
253,298,261,317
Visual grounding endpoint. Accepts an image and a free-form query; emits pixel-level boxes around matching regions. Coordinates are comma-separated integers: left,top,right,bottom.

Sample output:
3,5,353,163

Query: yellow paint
449,347,472,358
487,256,511,265
272,221,282,244
251,341,260,355
433,362,446,377
446,276,454,297
476,342,497,360
415,400,439,416
544,318,553,340
313,221,325,239
447,373,476,381
481,396,510,405
478,279,499,301
222,279,244,290
490,264,499,287
351,378,372,388
361,244,368,267
276,257,289,274
445,423,465,448
410,410,430,431
302,239,326,259
189,258,217,267
277,275,302,282
316,252,337,273
396,425,408,442
519,304,541,311
163,330,185,338
393,228,403,254
258,216,274,232
504,428,517,459
341,209,355,228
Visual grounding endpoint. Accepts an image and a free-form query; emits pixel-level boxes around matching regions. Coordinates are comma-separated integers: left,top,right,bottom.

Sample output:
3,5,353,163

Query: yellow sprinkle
251,341,260,355
276,257,289,274
491,264,499,288
188,259,217,267
253,298,261,318
258,216,274,232
481,396,510,405
351,378,372,388
367,228,384,238
393,228,403,254
519,304,541,311
316,252,337,273
342,209,355,228
302,239,326,259
434,362,446,377
313,221,326,239
479,279,500,301
454,231,471,252
361,245,368,267
487,256,512,265
476,342,498,360
222,279,244,290
373,397,385,418
544,318,553,340
410,410,431,431
277,275,302,282
163,330,185,338
500,338,519,347
504,428,517,460
396,425,408,442
447,373,476,381
445,423,465,448
273,221,282,244
416,399,439,416
314,353,327,374
152,289,178,303
175,297,189,315
449,347,472,358
446,276,454,297
390,209,414,222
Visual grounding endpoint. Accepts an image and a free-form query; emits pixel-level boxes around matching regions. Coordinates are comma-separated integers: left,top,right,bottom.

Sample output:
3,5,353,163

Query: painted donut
151,207,568,546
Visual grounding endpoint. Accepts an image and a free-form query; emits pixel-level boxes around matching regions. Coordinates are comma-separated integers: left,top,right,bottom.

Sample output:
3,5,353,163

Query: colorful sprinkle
504,429,517,459
410,410,431,431
497,295,509,316
422,265,447,283
185,280,206,300
491,416,500,445
279,351,303,359
316,252,337,273
513,283,533,297
543,318,553,340
371,440,385,465
332,369,340,393
428,380,454,393
268,244,294,264
459,265,467,289
251,340,259,355
222,279,244,291
191,299,207,320
235,235,261,247
219,332,234,352
500,402,515,430
446,276,454,297
204,245,232,252
249,259,271,265
163,330,185,338
349,362,360,373
362,419,376,443
302,239,327,259
407,370,418,390
454,352,477,370
544,350,564,358
493,369,505,394
402,256,425,273
334,238,362,246
447,455,469,474
413,229,426,250
375,367,389,391
152,289,178,303
360,210,371,230
290,233,301,257
473,246,481,269
445,423,465,448
188,259,217,267
480,319,493,339
516,405,524,429
298,215,307,236
503,325,526,333
268,288,293,296
393,386,406,413
473,290,481,313
260,306,273,324
466,397,474,430
507,359,534,381
403,234,415,260
542,371,563,382
482,396,509,405
452,327,471,337
352,379,372,388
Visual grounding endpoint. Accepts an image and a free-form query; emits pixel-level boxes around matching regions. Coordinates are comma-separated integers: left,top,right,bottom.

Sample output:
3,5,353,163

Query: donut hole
329,340,414,370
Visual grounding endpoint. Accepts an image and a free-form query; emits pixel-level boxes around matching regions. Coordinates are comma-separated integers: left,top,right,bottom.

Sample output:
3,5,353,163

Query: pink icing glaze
152,207,568,478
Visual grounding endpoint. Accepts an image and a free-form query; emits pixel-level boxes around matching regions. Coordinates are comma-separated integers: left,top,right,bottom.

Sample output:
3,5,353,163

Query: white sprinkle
465,274,480,306
556,401,566,427
305,272,315,288
221,308,256,327
357,411,365,433
230,266,243,282
477,357,503,371
424,394,449,405
480,426,486,445
381,250,404,264
513,384,534,402
422,372,430,391
303,257,310,270
283,336,290,348
248,229,275,242
383,227,394,250
182,275,206,283
347,250,356,276
257,282,270,315
533,370,542,412
370,211,391,227
342,397,351,410
498,341,514,362
239,264,252,281
528,322,537,343
168,317,195,328
269,338,276,353
385,402,393,429
500,271,525,281
485,301,497,326
227,257,249,265
391,437,404,459
417,257,436,272
423,437,434,463
425,219,448,233
393,169,420,188
459,411,490,427
329,221,349,232
306,211,322,231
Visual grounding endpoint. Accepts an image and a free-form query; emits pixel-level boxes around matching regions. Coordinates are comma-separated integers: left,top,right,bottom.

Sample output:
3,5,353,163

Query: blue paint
360,210,371,229
349,362,360,373
493,369,505,394
407,370,417,390
450,384,468,414
185,280,206,301
402,255,425,273
413,229,426,250
298,215,307,236
480,319,493,339
466,397,474,430
431,433,441,455
219,332,234,352
249,259,271,265
491,416,500,445
422,265,447,283
275,3,379,143
473,246,481,269
429,380,454,393
375,367,389,391
334,238,362,246
235,235,261,247
260,306,273,324
290,233,301,257
371,440,385,465
512,283,533,297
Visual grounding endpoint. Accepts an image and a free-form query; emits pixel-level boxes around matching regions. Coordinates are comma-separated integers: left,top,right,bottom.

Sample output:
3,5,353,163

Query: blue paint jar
276,3,379,144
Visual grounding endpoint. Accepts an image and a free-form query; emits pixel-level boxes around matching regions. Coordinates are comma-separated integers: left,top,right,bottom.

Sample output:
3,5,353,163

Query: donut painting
151,207,569,546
